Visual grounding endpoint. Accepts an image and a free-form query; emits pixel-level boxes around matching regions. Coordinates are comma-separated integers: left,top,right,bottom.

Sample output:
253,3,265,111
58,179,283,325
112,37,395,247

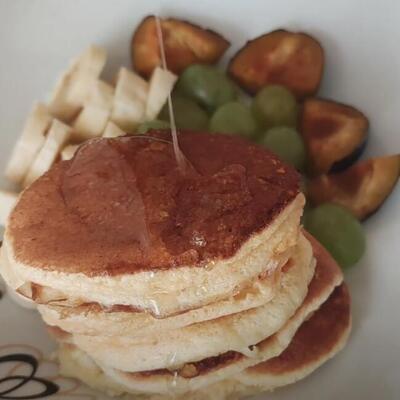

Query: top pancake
6,131,299,275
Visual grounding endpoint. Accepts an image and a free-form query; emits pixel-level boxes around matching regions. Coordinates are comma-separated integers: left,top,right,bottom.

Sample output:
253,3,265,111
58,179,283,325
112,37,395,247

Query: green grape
136,119,170,134
209,102,257,138
304,203,366,269
158,93,209,130
176,65,237,112
261,127,306,170
252,85,298,129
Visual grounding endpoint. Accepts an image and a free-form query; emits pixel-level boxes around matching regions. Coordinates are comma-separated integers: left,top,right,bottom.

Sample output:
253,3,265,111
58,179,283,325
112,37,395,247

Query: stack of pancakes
0,131,351,399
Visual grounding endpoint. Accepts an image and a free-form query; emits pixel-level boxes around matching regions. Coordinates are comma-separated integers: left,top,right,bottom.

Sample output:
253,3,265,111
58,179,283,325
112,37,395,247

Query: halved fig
300,98,368,175
307,155,400,220
228,30,324,98
132,16,230,79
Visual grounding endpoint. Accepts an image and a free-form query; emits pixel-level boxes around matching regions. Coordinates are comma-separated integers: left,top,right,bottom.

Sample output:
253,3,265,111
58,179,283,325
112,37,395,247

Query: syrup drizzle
60,139,150,251
155,15,186,174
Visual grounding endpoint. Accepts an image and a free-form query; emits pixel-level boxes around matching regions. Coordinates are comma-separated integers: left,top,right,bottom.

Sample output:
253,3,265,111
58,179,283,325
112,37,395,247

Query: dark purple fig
228,30,324,98
307,155,400,220
300,98,368,175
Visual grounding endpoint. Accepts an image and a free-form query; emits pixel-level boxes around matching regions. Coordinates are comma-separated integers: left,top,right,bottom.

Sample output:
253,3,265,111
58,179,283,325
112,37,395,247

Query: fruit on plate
61,144,80,161
110,67,149,132
102,121,126,138
209,102,257,138
73,104,110,140
228,30,324,98
176,64,237,112
300,98,368,175
132,16,230,79
159,93,209,130
0,190,18,226
304,203,366,269
5,103,52,184
261,126,306,170
252,85,298,130
86,80,115,110
49,46,107,122
23,120,72,187
145,67,177,120
73,80,114,139
307,155,400,220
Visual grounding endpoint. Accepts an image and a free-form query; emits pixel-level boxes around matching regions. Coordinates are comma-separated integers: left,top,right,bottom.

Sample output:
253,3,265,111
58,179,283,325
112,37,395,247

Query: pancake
68,234,314,372
37,233,300,338
56,236,347,398
97,234,342,394
57,344,241,400
54,233,314,372
38,251,288,337
53,234,342,395
1,215,297,314
236,284,351,393
2,131,303,317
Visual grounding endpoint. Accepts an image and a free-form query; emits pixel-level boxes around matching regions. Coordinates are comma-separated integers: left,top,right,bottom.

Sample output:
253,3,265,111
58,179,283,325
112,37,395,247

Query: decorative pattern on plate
0,345,96,400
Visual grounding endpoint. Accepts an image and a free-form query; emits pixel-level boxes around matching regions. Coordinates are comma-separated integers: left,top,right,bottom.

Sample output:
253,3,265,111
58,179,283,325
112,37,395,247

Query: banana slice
102,121,126,138
87,80,114,110
111,67,149,132
49,46,107,122
61,144,80,160
23,120,73,187
5,103,52,184
73,105,110,140
145,67,177,120
0,191,18,226
72,80,115,140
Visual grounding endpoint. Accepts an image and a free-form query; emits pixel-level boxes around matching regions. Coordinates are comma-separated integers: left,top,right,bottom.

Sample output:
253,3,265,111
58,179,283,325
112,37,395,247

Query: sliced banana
111,67,149,132
102,121,126,138
145,67,177,120
72,79,115,140
87,80,114,110
0,191,18,226
61,144,80,160
5,103,52,184
23,120,73,187
73,105,110,140
49,46,107,122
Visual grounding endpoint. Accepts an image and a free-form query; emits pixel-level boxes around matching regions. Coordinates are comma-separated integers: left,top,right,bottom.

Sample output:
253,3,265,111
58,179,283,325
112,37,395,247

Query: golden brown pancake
8,131,299,274
50,233,343,396
49,233,314,372
246,283,350,376
36,233,310,338
54,235,349,399
2,131,303,316
56,283,350,400
235,283,351,395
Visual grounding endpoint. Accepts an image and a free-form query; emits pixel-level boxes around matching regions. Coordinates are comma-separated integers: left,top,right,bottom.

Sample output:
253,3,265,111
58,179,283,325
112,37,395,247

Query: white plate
0,0,399,399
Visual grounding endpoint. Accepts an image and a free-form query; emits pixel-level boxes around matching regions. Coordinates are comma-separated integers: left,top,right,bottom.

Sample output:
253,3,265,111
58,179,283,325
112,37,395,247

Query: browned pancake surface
77,234,342,380
49,235,344,382
9,131,299,275
248,283,350,375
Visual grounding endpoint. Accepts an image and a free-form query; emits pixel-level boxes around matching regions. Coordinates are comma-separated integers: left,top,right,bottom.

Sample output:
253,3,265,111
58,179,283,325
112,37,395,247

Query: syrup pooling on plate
61,138,150,250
